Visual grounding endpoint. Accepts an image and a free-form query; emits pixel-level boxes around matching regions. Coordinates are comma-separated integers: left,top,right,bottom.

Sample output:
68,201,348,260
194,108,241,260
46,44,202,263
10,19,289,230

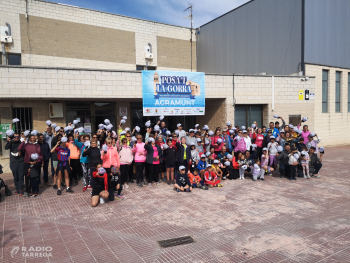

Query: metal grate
12,108,32,134
158,236,194,248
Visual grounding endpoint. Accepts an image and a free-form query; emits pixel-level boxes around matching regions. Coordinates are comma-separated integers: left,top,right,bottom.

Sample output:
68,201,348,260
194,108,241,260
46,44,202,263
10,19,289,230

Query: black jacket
5,140,24,163
163,147,177,166
277,150,290,165
82,146,101,168
38,141,51,162
144,143,162,164
176,143,191,163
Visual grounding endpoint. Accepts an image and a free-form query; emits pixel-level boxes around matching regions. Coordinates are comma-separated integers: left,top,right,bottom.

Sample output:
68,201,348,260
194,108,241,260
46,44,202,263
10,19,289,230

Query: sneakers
23,192,29,197
217,184,223,187
129,180,135,183
167,181,171,185
307,175,311,179
293,177,297,181
137,183,143,187
14,190,19,195
314,174,321,178
83,186,87,192
176,189,180,192
124,184,129,189
185,188,191,192
148,183,152,187
66,187,74,193
115,195,124,200
87,185,92,190
171,180,175,184
57,189,62,195
260,178,265,181
45,182,51,186
38,184,42,188
162,178,167,183
155,182,160,186
19,190,23,196
222,177,226,180
208,184,213,188
280,176,284,178
30,193,38,198
53,184,58,190
99,197,105,204
289,178,293,181
304,175,307,179
201,186,208,190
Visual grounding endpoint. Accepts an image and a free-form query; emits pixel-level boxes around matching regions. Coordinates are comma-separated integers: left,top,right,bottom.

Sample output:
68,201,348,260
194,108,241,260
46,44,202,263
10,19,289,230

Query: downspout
232,73,235,106
2,43,6,65
272,76,274,111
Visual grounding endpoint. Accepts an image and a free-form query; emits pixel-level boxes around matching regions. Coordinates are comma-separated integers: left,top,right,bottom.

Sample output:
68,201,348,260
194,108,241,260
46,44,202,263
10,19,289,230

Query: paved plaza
0,146,349,263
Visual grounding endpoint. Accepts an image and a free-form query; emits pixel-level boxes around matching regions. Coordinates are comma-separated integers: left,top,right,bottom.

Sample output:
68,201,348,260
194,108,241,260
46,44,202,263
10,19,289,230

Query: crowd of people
4,114,324,206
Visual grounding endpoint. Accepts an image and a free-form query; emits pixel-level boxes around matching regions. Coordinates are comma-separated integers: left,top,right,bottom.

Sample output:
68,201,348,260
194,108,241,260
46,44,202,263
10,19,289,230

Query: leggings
135,162,145,184
70,159,81,181
81,163,91,186
120,164,130,185
269,155,277,167
148,164,160,183
301,163,309,176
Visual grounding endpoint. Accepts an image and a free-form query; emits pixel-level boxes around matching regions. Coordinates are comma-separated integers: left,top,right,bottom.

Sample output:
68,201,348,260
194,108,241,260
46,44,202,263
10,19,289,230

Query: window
348,73,350,112
136,65,157,71
136,65,144,71
234,105,263,128
8,53,21,65
335,71,341,112
12,108,32,134
322,70,328,113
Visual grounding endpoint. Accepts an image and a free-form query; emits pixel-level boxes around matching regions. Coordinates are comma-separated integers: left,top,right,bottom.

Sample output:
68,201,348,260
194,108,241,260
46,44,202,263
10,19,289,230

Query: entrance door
234,105,263,128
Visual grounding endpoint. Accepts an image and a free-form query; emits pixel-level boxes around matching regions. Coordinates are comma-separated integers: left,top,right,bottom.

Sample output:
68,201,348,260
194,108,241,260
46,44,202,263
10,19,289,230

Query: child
188,169,208,190
204,164,222,187
28,153,41,197
237,153,246,180
190,143,199,173
174,166,192,192
197,154,207,179
212,159,223,180
251,160,265,181
110,165,123,200
300,150,310,179
91,166,109,206
163,139,177,185
196,138,204,153
261,148,275,175
288,148,299,180
267,136,278,169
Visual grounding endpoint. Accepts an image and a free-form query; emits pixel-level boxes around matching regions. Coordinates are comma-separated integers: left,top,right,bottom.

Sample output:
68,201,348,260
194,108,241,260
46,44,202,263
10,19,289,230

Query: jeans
313,162,322,174
40,160,49,183
289,165,297,179
135,162,145,184
10,162,24,190
279,163,289,177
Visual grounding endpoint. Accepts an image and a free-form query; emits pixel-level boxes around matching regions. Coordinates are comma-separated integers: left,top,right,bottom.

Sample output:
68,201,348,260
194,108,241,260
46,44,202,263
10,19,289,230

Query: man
212,159,223,180
43,126,55,177
222,129,232,152
5,133,24,195
217,146,228,163
176,123,186,140
186,129,197,146
269,122,280,137
37,133,51,186
277,143,291,178
306,134,321,153
174,166,192,192
275,116,285,131
309,146,323,178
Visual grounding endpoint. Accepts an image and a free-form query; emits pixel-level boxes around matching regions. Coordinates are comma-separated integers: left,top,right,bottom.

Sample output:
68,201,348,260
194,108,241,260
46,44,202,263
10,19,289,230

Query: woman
125,132,135,183
144,137,162,187
156,136,166,182
255,128,264,158
171,133,179,151
117,137,133,189
211,128,224,155
82,140,101,179
91,165,109,207
51,134,62,189
176,136,191,174
163,139,177,185
132,135,147,187
112,138,117,148
18,134,43,197
74,133,91,192
50,137,74,195
101,137,120,184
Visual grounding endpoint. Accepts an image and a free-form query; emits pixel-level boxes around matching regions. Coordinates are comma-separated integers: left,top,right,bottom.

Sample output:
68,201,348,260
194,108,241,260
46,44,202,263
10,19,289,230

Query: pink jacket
117,144,134,165
211,136,224,152
132,142,147,162
233,137,246,153
101,147,120,168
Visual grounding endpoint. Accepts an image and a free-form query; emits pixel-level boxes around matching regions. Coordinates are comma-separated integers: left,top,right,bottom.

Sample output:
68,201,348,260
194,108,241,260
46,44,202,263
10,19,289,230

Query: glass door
234,105,263,128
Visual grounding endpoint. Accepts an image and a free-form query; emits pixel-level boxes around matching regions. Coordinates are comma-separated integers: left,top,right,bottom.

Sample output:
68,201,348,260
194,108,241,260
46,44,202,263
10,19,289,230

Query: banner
142,70,205,116
0,124,15,139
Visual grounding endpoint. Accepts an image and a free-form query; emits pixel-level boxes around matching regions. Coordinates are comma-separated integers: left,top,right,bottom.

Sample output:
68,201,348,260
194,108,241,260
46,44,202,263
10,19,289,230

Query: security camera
305,77,309,80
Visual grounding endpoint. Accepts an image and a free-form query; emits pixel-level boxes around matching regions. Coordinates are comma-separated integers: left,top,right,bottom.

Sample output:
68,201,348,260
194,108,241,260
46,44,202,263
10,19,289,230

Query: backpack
29,168,39,178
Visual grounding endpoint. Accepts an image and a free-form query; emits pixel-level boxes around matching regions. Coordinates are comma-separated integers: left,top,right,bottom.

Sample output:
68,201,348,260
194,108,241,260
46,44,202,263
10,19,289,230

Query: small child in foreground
188,169,208,190
174,166,192,192
204,164,223,187
251,159,265,181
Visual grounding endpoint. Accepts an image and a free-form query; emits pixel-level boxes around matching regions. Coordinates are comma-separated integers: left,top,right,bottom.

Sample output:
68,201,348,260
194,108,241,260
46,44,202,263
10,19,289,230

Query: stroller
0,164,12,202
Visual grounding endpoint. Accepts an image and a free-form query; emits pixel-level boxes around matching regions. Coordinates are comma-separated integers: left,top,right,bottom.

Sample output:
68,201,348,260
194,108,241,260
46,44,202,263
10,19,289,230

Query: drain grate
158,236,194,248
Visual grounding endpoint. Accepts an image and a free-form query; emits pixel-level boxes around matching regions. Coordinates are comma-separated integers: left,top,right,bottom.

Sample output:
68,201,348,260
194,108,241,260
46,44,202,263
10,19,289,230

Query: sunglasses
268,132,272,133
93,136,97,138
127,136,131,137
14,136,19,138
173,135,177,137
107,142,112,144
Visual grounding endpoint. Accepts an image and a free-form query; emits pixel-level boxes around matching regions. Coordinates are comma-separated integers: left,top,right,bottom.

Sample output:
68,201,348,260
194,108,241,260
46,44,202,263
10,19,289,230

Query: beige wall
306,64,350,146
196,99,226,129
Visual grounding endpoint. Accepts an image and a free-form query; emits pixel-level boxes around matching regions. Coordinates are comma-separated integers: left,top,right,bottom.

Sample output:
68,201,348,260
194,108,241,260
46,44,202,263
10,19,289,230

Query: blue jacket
75,139,89,163
197,160,206,171
222,134,233,152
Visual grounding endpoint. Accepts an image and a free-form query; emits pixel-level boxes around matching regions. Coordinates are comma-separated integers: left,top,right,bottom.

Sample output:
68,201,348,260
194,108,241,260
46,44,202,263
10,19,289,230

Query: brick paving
0,146,349,262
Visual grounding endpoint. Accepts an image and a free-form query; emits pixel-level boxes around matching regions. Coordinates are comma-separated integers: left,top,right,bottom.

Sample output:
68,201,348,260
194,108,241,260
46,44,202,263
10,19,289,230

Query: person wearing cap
242,130,251,152
18,134,43,197
185,128,197,146
144,137,163,187
196,138,204,153
177,136,191,174
50,137,74,195
176,123,186,139
288,147,300,180
91,164,109,206
233,130,246,154
163,139,177,185
211,128,224,155
267,136,278,170
204,164,222,187
5,132,24,195
309,146,323,178
222,128,233,153
174,166,192,192
276,143,291,178
277,130,286,148
197,154,207,179
212,159,223,180
188,169,207,190
306,133,321,153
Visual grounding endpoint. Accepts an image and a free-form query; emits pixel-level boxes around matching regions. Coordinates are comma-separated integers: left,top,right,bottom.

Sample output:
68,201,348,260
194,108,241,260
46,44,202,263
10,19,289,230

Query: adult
132,135,147,187
263,130,272,148
74,133,91,191
233,130,246,155
82,140,101,178
186,129,197,146
309,146,323,178
125,132,135,183
5,133,24,195
275,116,286,132
102,137,120,178
177,136,191,174
222,128,233,153
163,139,177,184
117,137,132,189
50,138,74,195
91,134,100,149
67,134,81,185
211,128,224,155
276,143,291,178
144,138,162,186
255,128,265,158
51,134,63,189
37,133,51,186
269,121,280,138
91,167,109,207
217,146,228,163
297,120,311,143
18,135,43,197
43,126,55,177
176,123,186,139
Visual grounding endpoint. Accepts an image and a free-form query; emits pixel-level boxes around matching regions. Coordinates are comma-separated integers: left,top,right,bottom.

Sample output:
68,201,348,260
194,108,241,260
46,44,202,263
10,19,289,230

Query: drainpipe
2,43,6,65
232,73,236,106
272,76,274,111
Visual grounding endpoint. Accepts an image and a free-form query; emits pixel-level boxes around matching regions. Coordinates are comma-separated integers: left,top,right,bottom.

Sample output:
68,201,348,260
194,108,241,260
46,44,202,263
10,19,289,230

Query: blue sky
46,0,250,27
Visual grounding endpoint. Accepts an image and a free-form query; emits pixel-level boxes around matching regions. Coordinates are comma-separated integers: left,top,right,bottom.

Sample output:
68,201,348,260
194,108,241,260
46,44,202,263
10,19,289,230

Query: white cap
162,144,169,149
319,146,324,152
145,120,151,127
206,163,212,168
241,126,246,130
175,130,179,135
148,137,155,143
254,164,260,170
120,131,126,135
98,124,105,129
24,130,30,137
31,153,39,160
206,152,211,157
203,125,209,130
102,144,108,152
120,119,126,124
241,165,247,170
251,124,256,128
213,159,219,164
190,142,195,146
31,130,38,136
201,154,206,158
270,135,275,139
273,114,279,118
262,147,268,151
131,136,137,142
235,135,241,141
55,126,61,132
106,124,113,130
217,138,222,144
123,116,127,120
73,120,79,125
104,119,110,125
293,153,299,160
224,161,230,166
195,124,199,128
125,127,130,131
310,132,316,137
226,121,231,126
6,130,14,137
159,115,164,120
302,116,308,122
51,123,57,129
229,129,234,134
166,130,171,135
289,124,294,128
179,165,186,170
45,120,51,126
61,136,68,143
277,146,283,152
280,129,285,133
135,126,140,132
154,125,160,132
251,144,257,149
226,154,232,159
177,123,182,127
243,130,247,133
196,138,202,142
301,151,308,156
84,141,90,147
189,129,194,132
208,131,214,136
78,127,84,133
194,129,198,133
205,140,210,145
